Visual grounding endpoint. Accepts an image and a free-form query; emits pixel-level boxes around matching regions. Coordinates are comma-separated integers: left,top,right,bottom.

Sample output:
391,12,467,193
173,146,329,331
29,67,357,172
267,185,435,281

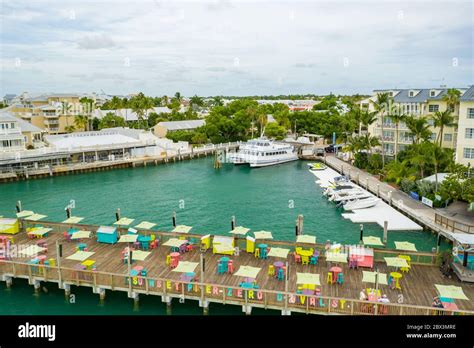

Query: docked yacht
226,137,298,168
330,190,373,202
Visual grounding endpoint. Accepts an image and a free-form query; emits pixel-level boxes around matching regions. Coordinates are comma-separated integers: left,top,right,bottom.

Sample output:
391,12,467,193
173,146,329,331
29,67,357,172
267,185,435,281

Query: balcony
43,112,58,118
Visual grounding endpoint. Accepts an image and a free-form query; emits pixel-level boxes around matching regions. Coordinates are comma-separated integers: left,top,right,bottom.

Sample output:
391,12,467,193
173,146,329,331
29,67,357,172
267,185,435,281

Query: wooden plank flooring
6,230,474,311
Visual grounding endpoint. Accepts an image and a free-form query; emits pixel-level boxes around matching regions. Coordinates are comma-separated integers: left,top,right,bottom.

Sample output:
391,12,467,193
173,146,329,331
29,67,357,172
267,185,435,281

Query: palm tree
161,95,169,106
430,145,453,191
344,136,362,160
405,115,431,144
130,93,154,129
65,125,75,133
359,110,378,134
370,92,392,168
74,115,88,131
431,110,456,146
174,92,182,104
61,101,73,129
79,97,95,131
189,95,204,111
211,96,224,107
442,88,461,114
388,107,407,162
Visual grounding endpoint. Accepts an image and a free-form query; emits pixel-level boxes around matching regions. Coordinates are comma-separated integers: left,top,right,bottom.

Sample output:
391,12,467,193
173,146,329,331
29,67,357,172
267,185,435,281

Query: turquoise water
0,157,446,314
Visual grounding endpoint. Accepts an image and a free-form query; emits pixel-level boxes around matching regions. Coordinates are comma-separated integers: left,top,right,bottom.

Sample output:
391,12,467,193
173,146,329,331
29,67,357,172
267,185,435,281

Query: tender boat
330,190,373,202
342,197,380,211
307,162,327,171
226,136,298,168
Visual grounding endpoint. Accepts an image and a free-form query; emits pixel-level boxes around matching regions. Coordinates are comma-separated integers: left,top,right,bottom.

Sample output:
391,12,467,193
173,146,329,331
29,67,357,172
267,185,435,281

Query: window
444,133,452,142
429,105,439,113
430,90,436,97
428,119,435,126
409,91,414,97
466,128,474,139
464,148,474,159
430,133,437,141
468,108,474,119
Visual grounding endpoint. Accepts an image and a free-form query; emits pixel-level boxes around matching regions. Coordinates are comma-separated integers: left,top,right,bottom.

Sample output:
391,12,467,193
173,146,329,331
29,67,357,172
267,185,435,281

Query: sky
0,0,473,97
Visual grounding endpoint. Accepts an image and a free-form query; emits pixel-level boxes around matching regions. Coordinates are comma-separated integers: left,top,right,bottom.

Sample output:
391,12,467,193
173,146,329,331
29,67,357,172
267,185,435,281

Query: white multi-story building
0,112,26,152
360,88,468,156
457,86,474,167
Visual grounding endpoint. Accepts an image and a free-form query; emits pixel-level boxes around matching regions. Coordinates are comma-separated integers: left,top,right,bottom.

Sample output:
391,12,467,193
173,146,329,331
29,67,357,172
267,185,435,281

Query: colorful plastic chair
310,256,318,265
337,273,344,285
166,255,171,265
294,253,302,263
254,248,260,259
302,255,309,265
277,268,285,281
326,272,333,284
268,265,275,276
227,260,234,274
217,262,226,274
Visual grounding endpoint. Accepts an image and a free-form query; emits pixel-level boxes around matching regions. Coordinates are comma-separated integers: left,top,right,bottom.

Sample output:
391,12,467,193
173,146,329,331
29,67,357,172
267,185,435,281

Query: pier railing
1,259,472,316
435,213,473,234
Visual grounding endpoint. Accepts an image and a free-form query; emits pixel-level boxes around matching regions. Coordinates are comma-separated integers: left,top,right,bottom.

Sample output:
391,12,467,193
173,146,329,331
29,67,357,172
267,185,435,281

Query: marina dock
310,167,423,231
1,218,473,315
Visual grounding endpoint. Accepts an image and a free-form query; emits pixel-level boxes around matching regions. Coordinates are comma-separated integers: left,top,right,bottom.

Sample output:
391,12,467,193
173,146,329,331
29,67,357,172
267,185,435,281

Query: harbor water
0,157,447,314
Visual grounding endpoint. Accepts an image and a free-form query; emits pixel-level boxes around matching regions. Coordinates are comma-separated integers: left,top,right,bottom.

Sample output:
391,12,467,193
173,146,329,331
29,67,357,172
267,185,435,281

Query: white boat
330,191,373,202
226,137,298,168
343,197,380,211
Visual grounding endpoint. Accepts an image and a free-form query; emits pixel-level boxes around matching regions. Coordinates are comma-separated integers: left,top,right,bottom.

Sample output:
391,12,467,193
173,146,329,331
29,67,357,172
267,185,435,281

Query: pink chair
294,253,301,263
227,260,234,274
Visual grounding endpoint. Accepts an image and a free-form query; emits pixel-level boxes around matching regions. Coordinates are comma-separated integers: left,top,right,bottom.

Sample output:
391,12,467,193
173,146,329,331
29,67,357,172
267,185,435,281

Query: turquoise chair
217,262,226,274
337,273,344,285
277,268,285,281
310,256,318,265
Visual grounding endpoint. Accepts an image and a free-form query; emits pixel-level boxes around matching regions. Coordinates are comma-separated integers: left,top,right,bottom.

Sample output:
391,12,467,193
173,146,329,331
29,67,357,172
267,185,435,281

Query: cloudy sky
1,0,473,96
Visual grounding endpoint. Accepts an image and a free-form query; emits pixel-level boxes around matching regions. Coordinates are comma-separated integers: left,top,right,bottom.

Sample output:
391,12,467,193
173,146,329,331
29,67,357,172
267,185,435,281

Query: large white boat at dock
226,137,298,168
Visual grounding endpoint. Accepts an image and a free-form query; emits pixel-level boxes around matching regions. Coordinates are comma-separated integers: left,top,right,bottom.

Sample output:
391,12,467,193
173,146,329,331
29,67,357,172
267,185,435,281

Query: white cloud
0,0,472,96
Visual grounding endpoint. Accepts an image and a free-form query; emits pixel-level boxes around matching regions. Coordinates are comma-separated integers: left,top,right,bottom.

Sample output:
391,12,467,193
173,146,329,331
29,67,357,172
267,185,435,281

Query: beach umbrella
384,257,409,268
253,230,273,240
172,261,199,273
70,230,91,240
66,251,95,261
233,266,261,279
296,272,321,286
27,214,47,221
162,238,188,248
118,234,138,243
363,236,384,247
134,221,156,230
62,216,84,224
325,253,348,263
16,210,34,218
172,225,193,233
435,285,469,300
131,250,151,261
296,234,316,244
114,217,135,226
362,271,388,286
267,247,290,258
229,226,250,235
394,241,417,252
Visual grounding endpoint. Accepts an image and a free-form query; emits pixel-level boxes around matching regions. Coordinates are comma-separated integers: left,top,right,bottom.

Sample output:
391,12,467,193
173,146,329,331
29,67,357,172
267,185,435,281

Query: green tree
189,95,204,110
442,88,461,113
74,115,89,131
431,110,456,146
370,92,392,168
405,115,431,144
388,107,407,162
99,113,126,129
130,92,154,129
65,125,75,133
264,122,287,139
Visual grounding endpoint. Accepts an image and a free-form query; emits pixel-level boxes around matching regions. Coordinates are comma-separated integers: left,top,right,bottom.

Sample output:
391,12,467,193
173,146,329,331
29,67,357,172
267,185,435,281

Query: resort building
257,99,319,111
152,120,205,138
360,88,468,157
457,86,474,166
0,112,46,152
7,93,85,134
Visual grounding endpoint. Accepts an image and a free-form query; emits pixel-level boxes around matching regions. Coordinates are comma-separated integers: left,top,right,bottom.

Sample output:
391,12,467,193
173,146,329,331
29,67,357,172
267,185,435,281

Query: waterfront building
91,106,175,123
8,92,85,134
457,86,474,167
360,88,468,158
0,113,26,152
152,120,205,138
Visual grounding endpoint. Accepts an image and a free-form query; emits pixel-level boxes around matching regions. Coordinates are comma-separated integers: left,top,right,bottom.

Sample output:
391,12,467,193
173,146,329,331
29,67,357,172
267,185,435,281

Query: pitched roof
373,88,468,103
460,86,474,101
156,119,205,131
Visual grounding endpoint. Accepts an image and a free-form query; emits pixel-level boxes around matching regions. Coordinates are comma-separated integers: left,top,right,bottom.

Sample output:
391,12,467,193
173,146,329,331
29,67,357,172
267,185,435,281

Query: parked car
325,144,335,153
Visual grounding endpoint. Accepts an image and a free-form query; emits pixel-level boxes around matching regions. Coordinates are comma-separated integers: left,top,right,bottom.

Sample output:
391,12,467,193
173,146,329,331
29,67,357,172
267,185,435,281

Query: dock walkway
322,155,473,241
1,219,473,315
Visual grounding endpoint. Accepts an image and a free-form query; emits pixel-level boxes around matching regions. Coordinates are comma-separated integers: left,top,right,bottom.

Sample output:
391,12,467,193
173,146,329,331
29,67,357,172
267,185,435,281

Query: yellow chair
254,248,260,258
399,255,411,273
166,255,171,265
302,255,309,265
268,265,275,276
326,272,333,284
48,258,56,267
150,234,156,241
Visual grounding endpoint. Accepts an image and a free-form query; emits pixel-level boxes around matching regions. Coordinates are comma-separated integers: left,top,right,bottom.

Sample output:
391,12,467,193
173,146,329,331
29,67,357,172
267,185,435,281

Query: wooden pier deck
1,219,473,315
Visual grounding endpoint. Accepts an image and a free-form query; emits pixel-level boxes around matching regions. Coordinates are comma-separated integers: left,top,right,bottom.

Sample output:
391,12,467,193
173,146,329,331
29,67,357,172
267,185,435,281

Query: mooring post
64,283,71,298
359,224,364,243
436,234,442,253
231,215,236,230
16,200,22,213
56,240,63,289
383,221,388,244
172,212,177,228
297,215,304,235
116,208,121,222
5,276,12,288
166,297,172,315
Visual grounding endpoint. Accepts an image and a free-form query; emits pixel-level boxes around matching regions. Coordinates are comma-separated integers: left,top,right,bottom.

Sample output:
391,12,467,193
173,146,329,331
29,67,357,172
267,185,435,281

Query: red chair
294,252,301,263
171,258,179,268
227,260,234,274
186,244,193,252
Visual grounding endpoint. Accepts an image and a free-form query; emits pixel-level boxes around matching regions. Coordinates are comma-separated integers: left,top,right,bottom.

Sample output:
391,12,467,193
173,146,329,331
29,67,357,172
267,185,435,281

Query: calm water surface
0,157,445,314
